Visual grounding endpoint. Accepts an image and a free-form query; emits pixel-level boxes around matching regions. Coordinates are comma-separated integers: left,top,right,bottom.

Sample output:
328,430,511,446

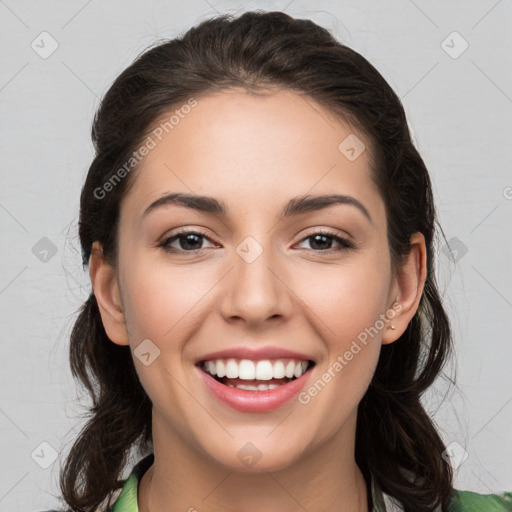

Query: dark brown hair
60,10,456,512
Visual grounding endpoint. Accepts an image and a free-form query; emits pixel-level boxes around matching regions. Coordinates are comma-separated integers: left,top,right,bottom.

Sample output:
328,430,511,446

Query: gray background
1,1,511,510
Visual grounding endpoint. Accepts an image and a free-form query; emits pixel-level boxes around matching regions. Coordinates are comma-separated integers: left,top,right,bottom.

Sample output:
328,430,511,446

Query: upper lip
196,346,315,364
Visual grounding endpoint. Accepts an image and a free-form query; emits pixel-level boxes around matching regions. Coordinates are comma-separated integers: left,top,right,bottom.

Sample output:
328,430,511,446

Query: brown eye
158,230,217,253
296,231,355,252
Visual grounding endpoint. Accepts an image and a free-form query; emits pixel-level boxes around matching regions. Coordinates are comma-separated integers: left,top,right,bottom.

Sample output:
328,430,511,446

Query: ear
382,232,427,345
88,241,130,346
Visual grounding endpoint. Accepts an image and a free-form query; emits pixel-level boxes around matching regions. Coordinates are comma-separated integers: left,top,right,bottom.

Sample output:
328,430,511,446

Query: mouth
197,357,316,391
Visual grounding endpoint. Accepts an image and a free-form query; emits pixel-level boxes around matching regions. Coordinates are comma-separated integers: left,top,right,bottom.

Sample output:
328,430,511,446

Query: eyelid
297,226,354,242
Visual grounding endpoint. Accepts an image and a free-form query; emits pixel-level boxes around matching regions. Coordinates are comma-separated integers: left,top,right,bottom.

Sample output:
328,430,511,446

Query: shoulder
449,488,512,512
36,454,154,512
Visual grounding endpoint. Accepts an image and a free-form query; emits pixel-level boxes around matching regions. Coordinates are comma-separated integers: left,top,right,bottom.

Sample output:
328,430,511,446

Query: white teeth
255,360,274,380
216,359,226,378
202,357,311,380
225,358,238,378
273,360,285,379
238,359,256,380
285,360,296,378
226,383,283,390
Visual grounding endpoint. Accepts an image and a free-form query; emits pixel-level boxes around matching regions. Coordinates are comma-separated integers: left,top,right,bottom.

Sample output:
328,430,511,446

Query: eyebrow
142,192,372,223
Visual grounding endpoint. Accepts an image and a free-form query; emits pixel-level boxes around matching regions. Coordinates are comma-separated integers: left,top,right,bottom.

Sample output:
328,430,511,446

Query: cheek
122,262,214,342
293,258,390,338
297,270,386,430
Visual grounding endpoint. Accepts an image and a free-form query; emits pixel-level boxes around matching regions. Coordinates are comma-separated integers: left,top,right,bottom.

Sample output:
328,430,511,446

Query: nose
218,239,293,328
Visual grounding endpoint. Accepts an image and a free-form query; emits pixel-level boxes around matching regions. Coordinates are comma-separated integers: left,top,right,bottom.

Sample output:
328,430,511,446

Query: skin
89,87,427,512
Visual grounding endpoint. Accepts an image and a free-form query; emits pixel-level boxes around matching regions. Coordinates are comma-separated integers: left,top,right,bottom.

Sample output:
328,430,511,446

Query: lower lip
196,365,314,413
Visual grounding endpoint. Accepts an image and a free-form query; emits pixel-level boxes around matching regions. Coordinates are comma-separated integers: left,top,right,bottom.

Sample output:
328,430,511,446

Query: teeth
273,360,285,378
207,360,216,376
215,360,226,378
255,360,273,380
294,361,308,378
239,359,256,380
285,360,296,378
226,383,283,390
225,359,238,378
201,357,311,380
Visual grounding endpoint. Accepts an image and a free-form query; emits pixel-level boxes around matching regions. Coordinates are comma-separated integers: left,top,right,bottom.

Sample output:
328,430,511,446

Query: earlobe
382,232,427,345
88,241,130,346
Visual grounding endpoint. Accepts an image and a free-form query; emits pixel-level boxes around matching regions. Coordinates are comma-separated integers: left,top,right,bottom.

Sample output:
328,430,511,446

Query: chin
203,442,304,474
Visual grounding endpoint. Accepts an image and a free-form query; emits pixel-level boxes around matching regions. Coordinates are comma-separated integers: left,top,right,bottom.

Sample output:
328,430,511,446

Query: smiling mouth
197,358,316,390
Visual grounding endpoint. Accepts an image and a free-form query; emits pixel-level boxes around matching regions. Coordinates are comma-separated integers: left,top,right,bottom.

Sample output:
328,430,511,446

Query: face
94,87,408,473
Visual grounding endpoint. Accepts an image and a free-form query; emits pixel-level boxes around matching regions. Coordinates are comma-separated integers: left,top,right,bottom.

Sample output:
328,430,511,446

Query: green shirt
104,453,512,512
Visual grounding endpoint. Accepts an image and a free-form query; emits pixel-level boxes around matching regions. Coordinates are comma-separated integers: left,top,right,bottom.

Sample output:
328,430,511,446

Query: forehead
120,88,384,224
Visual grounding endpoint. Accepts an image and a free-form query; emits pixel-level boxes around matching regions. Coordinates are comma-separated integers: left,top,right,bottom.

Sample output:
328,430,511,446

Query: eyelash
157,229,355,254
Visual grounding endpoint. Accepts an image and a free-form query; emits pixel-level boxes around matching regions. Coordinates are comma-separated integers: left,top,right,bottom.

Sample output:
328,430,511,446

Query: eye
295,230,355,252
158,230,218,253
157,229,355,255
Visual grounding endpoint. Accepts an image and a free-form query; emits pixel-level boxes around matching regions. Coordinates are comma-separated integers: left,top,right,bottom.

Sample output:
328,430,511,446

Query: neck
138,411,369,512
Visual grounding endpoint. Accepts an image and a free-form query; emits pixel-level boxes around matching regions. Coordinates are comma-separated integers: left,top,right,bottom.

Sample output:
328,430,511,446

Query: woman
48,10,511,512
